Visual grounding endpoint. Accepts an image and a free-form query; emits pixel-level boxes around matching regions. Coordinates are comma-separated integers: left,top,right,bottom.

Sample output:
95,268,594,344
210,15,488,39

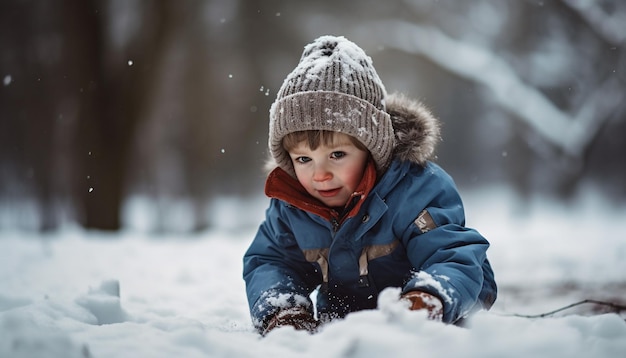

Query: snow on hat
269,35,395,177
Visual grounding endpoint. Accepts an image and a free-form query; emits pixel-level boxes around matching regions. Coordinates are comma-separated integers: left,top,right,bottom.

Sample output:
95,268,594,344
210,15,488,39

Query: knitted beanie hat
269,35,395,177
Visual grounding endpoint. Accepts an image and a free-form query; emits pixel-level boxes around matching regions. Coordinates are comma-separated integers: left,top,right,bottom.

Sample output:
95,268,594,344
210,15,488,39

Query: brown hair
282,130,368,152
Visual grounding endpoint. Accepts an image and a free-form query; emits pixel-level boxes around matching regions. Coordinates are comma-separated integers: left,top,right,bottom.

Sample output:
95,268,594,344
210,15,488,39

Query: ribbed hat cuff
269,91,395,177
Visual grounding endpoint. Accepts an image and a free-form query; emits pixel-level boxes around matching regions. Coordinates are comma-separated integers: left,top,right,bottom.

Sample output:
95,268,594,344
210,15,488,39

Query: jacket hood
386,92,440,166
264,92,440,173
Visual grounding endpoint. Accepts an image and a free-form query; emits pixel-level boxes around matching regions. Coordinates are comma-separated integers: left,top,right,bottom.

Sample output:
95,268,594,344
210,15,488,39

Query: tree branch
363,20,625,159
561,0,626,45
499,299,626,319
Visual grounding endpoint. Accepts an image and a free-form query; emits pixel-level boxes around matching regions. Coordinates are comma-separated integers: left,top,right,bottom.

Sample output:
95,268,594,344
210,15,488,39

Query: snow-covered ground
1,186,625,358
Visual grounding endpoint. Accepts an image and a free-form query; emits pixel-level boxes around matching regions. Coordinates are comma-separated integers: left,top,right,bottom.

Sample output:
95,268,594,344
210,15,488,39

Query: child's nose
313,164,332,182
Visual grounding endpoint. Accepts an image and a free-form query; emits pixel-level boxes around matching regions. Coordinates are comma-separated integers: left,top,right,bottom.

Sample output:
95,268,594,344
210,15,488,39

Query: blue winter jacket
243,94,497,332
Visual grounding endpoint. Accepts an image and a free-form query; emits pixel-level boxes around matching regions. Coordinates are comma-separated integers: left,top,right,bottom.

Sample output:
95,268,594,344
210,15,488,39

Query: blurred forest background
1,0,624,232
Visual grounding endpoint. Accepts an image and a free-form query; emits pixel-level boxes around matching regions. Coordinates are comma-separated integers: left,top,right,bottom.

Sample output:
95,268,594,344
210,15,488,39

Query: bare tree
364,13,625,161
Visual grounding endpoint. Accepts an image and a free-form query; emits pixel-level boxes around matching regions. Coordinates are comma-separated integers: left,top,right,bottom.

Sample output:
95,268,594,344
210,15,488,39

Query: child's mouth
318,188,341,197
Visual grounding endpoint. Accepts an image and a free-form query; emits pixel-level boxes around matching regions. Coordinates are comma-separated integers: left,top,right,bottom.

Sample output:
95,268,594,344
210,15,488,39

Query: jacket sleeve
243,199,319,332
398,164,496,323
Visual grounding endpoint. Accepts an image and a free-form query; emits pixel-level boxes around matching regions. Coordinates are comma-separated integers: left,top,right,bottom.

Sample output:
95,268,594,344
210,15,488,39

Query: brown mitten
401,291,444,321
263,307,318,335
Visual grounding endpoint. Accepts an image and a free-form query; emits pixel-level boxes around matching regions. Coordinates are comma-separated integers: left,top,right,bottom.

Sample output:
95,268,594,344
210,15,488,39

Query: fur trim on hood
264,92,441,173
386,92,441,166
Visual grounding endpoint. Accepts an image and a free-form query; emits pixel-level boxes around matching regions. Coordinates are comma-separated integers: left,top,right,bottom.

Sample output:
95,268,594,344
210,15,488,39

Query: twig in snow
499,299,626,319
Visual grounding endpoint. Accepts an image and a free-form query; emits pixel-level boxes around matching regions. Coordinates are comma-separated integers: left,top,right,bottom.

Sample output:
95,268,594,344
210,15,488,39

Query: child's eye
330,151,346,159
295,156,311,164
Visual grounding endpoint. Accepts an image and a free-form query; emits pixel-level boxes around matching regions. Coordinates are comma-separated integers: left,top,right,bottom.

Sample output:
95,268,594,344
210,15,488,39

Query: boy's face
288,133,369,208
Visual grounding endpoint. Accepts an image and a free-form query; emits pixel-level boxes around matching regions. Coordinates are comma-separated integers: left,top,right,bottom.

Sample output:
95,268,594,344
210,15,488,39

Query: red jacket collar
265,159,377,223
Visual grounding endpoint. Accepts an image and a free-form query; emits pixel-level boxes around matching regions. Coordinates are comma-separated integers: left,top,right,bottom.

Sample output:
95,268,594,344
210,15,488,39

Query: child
243,35,497,335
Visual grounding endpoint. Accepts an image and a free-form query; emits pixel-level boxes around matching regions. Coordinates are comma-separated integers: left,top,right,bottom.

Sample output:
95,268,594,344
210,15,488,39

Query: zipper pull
329,209,340,232
331,217,339,232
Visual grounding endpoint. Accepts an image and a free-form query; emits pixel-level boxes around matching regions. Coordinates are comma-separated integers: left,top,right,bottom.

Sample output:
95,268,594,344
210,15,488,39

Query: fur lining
264,92,441,174
264,155,281,175
386,92,440,165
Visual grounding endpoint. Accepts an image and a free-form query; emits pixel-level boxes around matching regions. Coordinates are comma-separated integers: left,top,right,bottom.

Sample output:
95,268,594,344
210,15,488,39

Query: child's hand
401,291,444,321
263,307,318,335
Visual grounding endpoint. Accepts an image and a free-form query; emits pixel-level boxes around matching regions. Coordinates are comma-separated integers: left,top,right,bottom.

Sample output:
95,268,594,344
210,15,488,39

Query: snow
1,187,625,358
302,36,370,81
407,271,453,305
